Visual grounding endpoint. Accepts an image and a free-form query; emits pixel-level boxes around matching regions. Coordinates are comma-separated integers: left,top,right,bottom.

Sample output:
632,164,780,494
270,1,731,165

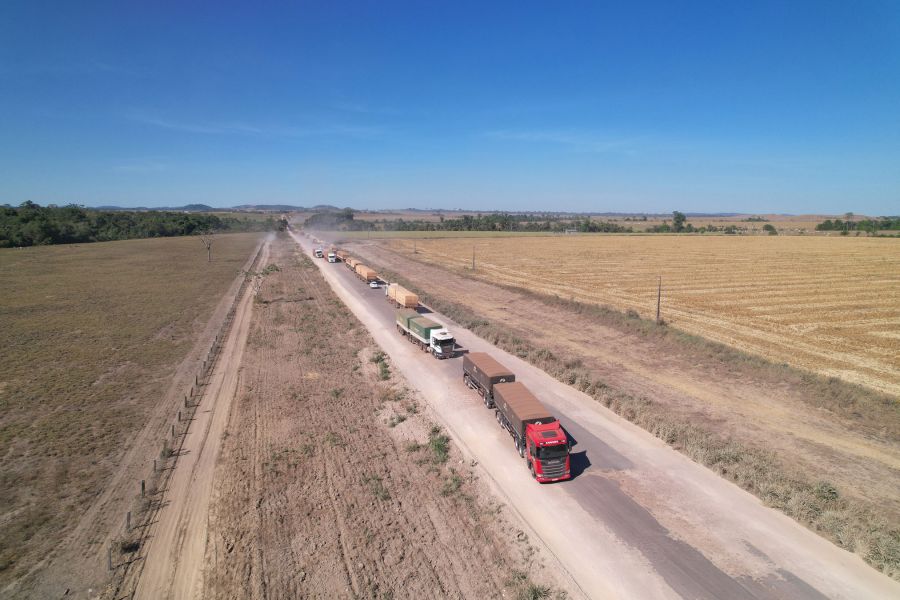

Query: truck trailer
355,264,378,282
395,309,455,359
463,352,515,408
492,382,571,482
386,283,418,308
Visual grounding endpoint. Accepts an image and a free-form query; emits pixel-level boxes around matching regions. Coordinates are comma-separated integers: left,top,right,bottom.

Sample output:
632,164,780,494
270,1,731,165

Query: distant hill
94,204,218,212
231,204,308,212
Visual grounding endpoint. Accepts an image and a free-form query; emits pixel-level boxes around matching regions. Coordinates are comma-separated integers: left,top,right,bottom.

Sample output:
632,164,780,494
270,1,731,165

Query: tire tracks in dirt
131,241,270,600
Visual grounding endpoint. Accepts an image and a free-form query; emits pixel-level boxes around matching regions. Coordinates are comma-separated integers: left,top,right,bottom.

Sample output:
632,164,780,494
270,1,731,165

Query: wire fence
107,241,265,598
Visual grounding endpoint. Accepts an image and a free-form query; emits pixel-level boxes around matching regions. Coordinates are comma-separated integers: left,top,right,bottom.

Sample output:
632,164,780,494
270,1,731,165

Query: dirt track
131,241,269,599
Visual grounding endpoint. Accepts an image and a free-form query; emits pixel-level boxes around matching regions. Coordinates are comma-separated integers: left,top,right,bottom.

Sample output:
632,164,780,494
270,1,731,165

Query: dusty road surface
295,231,900,599
131,242,270,600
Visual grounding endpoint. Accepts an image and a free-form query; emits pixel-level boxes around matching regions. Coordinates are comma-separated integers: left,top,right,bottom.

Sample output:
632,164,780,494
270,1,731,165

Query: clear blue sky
2,1,898,214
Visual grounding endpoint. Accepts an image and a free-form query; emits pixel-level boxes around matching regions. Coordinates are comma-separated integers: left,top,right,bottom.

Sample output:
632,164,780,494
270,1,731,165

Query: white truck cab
430,328,456,358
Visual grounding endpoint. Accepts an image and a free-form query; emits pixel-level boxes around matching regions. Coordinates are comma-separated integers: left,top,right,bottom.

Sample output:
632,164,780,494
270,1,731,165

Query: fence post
171,424,175,438
126,511,131,532
141,480,145,497
153,459,157,472
108,546,113,571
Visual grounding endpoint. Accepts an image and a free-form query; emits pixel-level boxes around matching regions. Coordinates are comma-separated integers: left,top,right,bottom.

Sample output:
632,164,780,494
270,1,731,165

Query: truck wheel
483,390,492,408
516,438,525,458
529,462,536,479
495,410,501,424
464,374,470,386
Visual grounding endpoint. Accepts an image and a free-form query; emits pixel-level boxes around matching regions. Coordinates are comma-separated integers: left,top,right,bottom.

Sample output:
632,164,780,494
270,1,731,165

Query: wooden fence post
141,480,145,497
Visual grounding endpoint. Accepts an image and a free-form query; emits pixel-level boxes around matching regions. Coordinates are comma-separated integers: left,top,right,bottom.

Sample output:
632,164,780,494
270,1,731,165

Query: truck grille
540,459,568,478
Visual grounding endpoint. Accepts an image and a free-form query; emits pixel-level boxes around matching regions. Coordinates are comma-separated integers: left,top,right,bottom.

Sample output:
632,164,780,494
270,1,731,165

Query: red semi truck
492,381,571,482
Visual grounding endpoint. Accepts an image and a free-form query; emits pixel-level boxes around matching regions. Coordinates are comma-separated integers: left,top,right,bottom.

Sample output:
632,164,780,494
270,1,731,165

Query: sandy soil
343,241,900,534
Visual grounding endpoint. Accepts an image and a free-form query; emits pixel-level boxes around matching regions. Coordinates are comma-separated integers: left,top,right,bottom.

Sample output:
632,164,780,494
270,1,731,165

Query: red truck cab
525,421,571,482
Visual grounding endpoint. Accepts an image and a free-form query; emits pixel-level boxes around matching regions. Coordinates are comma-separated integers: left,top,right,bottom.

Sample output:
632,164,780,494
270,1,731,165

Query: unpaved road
294,231,900,599
131,241,269,600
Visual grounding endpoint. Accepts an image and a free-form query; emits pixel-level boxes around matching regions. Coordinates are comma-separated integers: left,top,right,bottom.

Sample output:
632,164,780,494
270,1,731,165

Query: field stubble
384,235,900,397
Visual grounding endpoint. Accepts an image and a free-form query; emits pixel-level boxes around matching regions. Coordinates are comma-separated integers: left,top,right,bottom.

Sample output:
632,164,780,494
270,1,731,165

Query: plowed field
382,236,900,396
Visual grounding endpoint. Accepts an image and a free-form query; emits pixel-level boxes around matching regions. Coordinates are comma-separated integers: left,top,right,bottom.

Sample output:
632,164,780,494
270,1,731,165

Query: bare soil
344,241,900,538
200,235,568,599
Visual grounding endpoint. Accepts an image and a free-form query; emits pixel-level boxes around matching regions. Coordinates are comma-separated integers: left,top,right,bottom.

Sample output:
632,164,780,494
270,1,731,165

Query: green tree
672,211,687,233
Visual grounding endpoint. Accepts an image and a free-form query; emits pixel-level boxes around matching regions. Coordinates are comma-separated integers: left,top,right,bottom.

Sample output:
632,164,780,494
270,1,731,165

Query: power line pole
656,276,662,324
472,245,476,271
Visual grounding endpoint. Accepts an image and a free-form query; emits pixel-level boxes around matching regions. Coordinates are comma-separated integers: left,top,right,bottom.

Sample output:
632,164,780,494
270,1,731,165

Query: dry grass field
0,232,262,589
382,235,900,396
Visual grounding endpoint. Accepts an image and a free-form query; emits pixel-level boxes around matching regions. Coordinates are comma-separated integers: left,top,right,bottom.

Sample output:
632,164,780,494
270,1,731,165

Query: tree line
815,216,900,234
305,209,633,233
0,202,274,248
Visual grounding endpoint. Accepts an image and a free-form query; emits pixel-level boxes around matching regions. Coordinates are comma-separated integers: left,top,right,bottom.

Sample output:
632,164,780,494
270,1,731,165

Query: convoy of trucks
318,241,573,483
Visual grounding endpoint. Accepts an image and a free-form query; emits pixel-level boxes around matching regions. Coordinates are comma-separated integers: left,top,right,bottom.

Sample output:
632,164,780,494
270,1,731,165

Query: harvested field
0,232,262,594
203,236,564,598
380,235,900,396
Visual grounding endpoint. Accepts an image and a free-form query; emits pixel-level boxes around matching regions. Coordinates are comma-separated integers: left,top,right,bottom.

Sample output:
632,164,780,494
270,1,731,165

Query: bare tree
198,231,214,262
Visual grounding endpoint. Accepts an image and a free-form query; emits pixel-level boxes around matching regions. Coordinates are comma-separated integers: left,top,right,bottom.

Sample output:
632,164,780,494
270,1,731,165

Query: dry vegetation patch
204,237,565,599
0,232,262,588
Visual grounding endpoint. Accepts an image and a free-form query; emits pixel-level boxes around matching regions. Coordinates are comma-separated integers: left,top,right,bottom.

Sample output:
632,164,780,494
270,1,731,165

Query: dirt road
295,232,900,599
131,241,269,600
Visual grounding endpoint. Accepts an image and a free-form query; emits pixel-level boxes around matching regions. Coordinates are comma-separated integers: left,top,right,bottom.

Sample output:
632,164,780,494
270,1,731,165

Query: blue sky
1,1,898,214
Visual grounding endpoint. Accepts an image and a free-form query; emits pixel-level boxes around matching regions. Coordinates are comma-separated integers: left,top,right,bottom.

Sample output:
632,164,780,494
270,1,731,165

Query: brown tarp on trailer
464,352,515,380
493,382,554,437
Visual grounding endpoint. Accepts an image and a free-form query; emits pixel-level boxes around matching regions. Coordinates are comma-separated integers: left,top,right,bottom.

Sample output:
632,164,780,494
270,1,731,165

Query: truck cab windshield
536,445,568,460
